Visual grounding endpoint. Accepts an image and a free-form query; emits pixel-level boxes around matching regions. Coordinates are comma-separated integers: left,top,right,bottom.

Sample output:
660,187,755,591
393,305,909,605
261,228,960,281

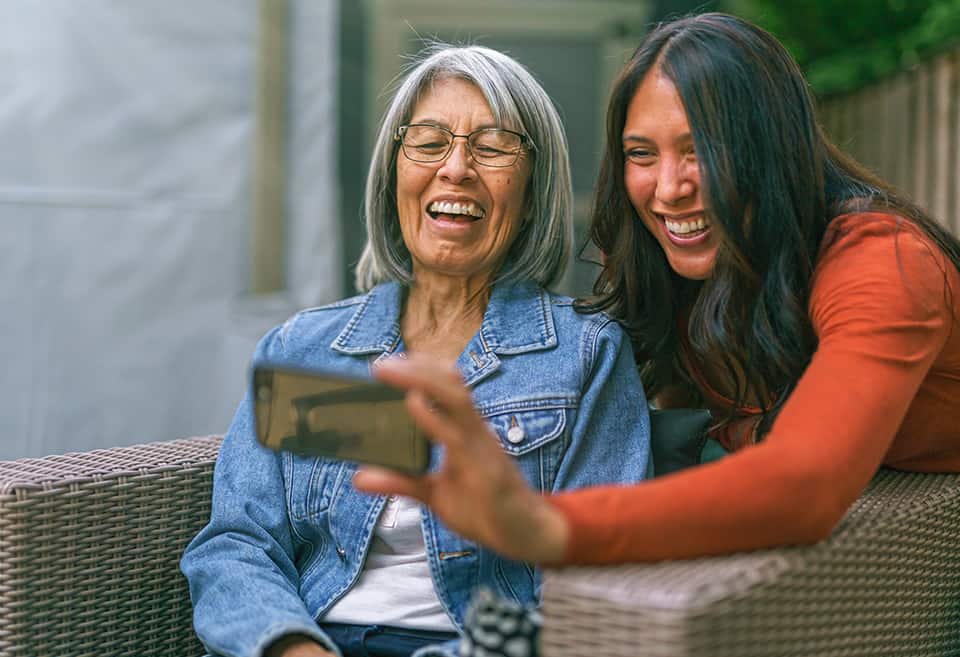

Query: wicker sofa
0,436,958,657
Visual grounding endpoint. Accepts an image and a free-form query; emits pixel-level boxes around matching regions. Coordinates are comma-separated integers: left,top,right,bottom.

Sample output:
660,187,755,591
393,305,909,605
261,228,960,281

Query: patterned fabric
460,588,541,657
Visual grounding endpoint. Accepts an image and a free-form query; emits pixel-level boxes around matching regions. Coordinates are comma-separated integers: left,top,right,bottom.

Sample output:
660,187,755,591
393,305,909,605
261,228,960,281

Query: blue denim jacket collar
330,282,405,357
331,279,558,387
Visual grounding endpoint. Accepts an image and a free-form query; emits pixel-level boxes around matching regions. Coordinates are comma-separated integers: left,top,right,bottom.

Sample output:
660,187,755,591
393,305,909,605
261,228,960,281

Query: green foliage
722,0,960,96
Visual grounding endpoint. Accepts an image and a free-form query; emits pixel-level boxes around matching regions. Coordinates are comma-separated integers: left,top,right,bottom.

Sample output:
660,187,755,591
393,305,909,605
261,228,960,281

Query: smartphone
252,364,430,475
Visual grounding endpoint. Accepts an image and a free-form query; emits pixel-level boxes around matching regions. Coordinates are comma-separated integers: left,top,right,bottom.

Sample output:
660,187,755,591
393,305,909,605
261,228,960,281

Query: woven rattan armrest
5,442,957,657
0,435,222,657
540,468,960,657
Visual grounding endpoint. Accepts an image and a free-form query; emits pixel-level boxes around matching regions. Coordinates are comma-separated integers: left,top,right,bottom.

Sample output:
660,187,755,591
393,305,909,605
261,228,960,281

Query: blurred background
1,0,957,459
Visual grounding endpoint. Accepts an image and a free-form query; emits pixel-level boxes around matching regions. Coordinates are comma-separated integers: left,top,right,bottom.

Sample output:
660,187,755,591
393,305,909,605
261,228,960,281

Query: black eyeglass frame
395,123,536,168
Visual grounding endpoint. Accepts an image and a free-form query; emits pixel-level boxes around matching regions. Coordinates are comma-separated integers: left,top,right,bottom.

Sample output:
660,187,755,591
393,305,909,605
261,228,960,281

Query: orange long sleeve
549,213,960,564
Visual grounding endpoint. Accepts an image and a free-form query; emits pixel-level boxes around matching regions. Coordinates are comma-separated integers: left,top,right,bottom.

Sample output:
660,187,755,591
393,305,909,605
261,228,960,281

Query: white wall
0,1,340,459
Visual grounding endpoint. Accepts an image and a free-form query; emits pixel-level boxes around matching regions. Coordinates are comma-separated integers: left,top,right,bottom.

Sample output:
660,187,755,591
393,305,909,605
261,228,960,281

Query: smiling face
622,66,718,280
395,77,532,285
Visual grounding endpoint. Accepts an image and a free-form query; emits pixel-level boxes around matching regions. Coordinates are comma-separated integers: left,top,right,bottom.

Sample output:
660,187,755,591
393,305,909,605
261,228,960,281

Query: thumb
353,466,429,502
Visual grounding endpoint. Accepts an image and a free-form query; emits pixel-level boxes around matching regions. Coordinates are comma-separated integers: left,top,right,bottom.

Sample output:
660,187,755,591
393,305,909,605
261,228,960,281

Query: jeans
319,623,459,657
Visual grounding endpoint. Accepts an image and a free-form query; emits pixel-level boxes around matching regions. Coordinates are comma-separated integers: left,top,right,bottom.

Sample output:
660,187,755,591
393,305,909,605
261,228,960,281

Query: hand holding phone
252,364,430,475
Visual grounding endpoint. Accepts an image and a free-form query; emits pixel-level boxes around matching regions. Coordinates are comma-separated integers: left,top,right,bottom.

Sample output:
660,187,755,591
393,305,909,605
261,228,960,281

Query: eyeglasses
395,124,534,168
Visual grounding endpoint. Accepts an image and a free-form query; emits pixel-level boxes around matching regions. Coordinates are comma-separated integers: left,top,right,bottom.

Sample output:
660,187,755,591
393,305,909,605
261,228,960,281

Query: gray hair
355,43,573,291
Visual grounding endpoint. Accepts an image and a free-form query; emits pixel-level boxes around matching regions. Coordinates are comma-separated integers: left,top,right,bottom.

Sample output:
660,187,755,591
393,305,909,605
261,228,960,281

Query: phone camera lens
257,386,272,402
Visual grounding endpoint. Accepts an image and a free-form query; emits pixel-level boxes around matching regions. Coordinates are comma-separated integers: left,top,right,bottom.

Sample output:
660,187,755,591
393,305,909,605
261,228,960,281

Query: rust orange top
549,213,960,564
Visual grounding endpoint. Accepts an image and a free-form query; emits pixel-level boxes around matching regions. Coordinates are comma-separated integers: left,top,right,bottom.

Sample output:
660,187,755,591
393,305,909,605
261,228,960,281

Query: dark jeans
319,622,458,657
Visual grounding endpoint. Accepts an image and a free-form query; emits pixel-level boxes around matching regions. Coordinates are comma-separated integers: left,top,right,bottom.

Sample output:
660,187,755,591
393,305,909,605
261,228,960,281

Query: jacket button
507,425,525,444
336,547,347,560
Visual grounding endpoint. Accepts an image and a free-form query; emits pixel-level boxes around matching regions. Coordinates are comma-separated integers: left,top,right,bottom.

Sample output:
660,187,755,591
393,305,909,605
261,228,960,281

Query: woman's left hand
353,355,570,564
266,635,336,657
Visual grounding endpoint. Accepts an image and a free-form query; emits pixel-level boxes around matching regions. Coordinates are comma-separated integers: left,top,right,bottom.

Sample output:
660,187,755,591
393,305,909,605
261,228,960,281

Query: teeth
665,217,709,235
429,200,485,218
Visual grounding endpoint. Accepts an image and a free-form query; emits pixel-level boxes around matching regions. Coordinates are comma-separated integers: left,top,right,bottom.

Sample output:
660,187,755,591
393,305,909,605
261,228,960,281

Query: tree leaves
723,0,960,96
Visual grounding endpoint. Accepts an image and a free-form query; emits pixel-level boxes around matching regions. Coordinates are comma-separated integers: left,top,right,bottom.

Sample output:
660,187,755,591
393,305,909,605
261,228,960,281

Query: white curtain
0,0,340,458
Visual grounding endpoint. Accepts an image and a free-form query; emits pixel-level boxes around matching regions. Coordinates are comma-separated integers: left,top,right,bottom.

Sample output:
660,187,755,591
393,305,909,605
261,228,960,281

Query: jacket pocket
482,403,568,490
283,452,344,520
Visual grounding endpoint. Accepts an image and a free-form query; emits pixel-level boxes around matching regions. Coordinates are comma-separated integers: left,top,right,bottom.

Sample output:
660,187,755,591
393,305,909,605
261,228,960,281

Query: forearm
181,394,331,655
547,442,846,564
184,533,336,656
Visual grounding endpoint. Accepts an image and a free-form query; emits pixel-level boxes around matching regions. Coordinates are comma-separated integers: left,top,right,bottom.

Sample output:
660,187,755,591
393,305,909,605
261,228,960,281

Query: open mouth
660,213,711,238
428,200,486,222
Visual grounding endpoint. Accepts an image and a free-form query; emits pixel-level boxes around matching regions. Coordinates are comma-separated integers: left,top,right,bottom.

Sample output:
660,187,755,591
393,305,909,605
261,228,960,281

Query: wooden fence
819,48,960,234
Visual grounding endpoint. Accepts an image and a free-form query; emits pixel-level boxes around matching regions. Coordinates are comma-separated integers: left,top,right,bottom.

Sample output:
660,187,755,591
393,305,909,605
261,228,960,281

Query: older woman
180,45,650,657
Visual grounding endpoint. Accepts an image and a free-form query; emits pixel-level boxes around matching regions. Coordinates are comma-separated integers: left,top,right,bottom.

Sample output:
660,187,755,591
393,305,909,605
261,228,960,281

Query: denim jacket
181,279,650,657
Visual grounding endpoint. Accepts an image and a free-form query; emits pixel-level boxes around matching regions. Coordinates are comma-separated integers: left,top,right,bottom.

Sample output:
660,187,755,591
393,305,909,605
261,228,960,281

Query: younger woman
355,12,960,566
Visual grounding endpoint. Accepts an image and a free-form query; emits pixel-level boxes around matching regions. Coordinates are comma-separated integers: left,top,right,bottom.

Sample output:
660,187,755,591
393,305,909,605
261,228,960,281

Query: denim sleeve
180,325,342,657
552,318,650,492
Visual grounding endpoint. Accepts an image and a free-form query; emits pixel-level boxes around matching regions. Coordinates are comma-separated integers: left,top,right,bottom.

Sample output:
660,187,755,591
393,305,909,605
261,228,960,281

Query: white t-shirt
322,495,456,631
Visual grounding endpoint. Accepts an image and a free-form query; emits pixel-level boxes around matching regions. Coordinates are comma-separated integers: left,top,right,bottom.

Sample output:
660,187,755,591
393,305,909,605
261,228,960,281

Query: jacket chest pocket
283,453,346,520
484,406,568,491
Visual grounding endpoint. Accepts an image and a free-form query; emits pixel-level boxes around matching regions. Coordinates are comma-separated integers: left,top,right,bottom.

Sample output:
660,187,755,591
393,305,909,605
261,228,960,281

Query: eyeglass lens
400,125,522,167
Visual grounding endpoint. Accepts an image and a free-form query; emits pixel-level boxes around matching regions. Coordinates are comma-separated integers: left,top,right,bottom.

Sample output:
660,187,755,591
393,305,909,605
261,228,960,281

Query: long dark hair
578,13,960,433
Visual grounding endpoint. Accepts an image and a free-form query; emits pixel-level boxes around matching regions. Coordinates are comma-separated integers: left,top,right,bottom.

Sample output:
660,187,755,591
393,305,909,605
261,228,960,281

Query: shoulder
819,212,945,257
265,291,371,356
543,291,633,370
547,291,624,340
811,212,958,337
815,212,954,290
546,289,617,330
485,280,625,354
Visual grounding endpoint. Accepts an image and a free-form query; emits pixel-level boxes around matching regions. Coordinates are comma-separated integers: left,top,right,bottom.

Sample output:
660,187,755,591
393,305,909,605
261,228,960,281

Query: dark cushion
650,408,726,477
